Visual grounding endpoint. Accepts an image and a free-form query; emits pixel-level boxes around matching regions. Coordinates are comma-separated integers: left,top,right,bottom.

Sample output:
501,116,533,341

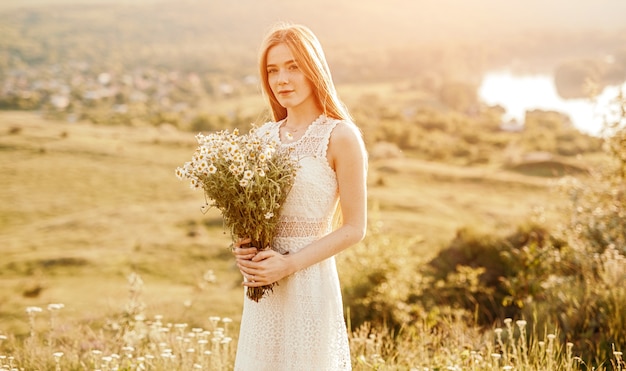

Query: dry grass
368,156,566,252
0,111,588,369
0,110,571,325
0,111,242,335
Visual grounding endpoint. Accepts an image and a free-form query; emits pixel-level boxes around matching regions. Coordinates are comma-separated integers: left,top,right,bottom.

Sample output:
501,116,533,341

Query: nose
277,69,288,84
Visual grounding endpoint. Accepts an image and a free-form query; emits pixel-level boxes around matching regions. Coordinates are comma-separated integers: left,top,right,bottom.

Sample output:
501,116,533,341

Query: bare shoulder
327,120,367,170
329,120,364,147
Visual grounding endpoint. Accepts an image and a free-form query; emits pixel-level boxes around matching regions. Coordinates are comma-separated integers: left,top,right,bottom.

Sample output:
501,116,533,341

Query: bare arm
234,121,367,287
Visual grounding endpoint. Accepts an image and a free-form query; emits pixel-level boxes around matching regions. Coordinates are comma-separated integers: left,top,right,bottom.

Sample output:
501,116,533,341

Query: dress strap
309,116,340,159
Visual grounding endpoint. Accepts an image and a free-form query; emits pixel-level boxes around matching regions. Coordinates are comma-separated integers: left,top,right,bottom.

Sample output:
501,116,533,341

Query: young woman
231,22,367,371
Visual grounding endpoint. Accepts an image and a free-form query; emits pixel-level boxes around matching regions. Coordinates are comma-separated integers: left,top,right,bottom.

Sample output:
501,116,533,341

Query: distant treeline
0,1,617,165
1,1,626,83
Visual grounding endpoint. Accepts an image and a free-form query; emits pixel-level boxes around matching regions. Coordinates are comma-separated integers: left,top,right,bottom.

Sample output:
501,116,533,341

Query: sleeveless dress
234,114,352,371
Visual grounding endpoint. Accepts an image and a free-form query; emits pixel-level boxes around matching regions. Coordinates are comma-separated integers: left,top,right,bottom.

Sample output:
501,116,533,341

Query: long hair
258,23,351,122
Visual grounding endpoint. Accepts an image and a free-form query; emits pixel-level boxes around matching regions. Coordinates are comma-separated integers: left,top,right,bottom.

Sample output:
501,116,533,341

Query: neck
284,106,323,129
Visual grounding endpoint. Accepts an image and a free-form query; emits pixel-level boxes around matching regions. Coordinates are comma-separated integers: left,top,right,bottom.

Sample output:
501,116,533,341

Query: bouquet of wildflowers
176,127,298,302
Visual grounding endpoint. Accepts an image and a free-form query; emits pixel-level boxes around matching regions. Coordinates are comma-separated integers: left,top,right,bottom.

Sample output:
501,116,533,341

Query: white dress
234,115,351,371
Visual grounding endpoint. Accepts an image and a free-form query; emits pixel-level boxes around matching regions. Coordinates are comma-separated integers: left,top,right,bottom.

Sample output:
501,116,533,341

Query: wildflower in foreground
47,303,65,311
26,306,42,314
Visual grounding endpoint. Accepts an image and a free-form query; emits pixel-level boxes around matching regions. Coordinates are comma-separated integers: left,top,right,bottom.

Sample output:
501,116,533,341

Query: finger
237,259,259,272
237,247,258,254
235,237,252,247
251,250,275,262
243,278,263,287
236,255,257,264
234,237,252,248
235,252,258,264
241,270,262,283
240,269,256,283
237,257,262,272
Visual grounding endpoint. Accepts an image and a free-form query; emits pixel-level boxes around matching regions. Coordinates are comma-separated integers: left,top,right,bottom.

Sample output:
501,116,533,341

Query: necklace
282,122,305,140
283,122,304,133
282,114,323,140
283,126,301,138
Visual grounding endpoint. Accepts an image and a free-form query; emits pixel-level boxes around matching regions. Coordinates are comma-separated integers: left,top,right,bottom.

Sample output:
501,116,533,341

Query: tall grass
1,274,236,371
1,272,623,370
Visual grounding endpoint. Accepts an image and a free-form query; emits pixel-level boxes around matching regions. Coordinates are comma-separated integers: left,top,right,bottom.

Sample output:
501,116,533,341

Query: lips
277,89,294,96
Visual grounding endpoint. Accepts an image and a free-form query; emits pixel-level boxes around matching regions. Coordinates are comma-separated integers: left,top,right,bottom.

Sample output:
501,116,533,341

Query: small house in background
500,117,524,132
50,94,70,110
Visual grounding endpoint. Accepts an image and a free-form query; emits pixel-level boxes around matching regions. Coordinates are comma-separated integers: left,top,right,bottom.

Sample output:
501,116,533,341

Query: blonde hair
258,23,351,122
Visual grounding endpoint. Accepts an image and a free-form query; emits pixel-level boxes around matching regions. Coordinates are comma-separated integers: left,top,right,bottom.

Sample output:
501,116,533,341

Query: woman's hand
231,237,258,262
236,248,292,288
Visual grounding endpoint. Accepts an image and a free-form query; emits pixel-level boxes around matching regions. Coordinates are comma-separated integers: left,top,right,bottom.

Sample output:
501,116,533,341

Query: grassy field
0,110,573,339
0,111,242,336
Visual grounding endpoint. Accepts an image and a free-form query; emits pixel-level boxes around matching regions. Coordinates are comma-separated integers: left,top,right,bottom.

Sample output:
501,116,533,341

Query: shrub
417,93,626,367
545,93,626,364
338,219,428,331
421,224,565,325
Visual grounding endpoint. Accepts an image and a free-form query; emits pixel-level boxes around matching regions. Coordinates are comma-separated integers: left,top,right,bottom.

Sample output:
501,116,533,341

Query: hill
1,0,625,73
0,110,576,333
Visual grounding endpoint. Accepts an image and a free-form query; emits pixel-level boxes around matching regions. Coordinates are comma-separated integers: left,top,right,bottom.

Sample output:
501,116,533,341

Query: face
266,43,316,112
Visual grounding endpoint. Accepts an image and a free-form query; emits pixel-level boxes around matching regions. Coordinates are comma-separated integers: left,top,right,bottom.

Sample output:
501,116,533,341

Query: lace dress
234,115,351,371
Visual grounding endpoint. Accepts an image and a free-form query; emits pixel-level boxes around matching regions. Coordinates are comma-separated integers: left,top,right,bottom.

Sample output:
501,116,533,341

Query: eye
288,64,299,71
267,67,277,74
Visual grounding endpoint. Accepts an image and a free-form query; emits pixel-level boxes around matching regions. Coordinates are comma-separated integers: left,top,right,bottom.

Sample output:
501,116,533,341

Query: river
478,71,626,136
